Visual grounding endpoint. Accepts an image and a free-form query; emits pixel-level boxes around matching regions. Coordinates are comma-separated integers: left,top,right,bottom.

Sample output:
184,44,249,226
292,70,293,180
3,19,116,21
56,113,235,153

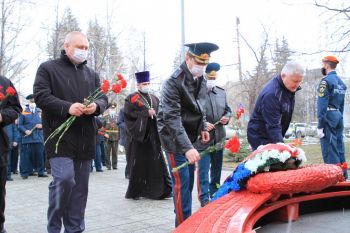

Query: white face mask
29,102,36,109
139,86,150,93
72,48,88,63
190,64,205,78
206,79,216,89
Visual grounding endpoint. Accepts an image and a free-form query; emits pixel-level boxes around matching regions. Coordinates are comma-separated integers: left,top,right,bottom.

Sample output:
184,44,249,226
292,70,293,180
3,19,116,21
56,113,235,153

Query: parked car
306,122,318,137
284,122,307,139
294,123,307,138
284,123,294,139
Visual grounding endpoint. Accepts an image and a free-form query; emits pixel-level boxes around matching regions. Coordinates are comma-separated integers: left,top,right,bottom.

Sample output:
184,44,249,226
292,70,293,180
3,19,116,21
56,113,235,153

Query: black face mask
321,67,327,76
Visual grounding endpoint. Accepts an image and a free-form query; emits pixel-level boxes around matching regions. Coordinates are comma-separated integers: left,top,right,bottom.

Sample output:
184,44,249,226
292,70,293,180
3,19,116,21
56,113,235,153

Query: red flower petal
0,92,5,101
5,87,16,96
112,83,121,94
120,79,127,88
138,101,143,107
131,94,139,104
117,73,124,81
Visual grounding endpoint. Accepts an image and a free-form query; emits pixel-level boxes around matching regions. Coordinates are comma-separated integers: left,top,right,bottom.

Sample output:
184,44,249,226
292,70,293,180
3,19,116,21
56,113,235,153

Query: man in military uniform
157,42,219,226
195,63,231,207
317,56,348,179
18,94,47,179
103,103,119,170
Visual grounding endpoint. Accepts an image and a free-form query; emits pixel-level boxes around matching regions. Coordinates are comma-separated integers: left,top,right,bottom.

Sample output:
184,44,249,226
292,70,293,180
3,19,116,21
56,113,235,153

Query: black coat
0,76,22,167
157,62,208,155
33,51,108,160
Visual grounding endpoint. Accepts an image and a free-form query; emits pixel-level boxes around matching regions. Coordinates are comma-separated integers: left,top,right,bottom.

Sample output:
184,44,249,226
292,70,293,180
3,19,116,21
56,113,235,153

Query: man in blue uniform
247,61,304,150
157,42,218,226
317,56,348,179
195,62,231,207
18,94,47,179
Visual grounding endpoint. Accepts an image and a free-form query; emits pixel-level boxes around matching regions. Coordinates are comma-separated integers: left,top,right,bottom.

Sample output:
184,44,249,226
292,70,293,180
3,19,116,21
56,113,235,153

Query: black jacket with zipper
33,50,108,160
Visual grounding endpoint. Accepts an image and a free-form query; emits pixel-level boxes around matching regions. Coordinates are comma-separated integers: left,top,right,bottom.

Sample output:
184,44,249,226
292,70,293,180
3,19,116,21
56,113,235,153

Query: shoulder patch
171,68,183,79
318,80,327,97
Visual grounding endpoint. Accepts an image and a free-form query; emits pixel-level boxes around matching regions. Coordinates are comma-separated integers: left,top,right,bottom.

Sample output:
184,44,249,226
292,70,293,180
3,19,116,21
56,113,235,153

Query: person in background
4,122,20,181
157,42,219,226
124,71,172,200
93,116,104,172
10,120,20,175
317,55,348,179
0,75,22,233
195,62,231,207
18,94,47,179
247,61,304,150
117,107,127,178
103,103,119,170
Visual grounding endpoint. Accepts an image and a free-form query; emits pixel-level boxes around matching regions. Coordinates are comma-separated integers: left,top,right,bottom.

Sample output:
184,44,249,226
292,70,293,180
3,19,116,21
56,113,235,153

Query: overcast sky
16,0,349,96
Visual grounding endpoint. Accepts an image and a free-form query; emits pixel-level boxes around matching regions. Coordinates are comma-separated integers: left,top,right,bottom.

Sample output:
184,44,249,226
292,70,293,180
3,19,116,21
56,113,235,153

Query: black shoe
96,170,103,172
38,174,48,178
132,197,140,200
113,167,117,170
13,171,18,174
200,201,209,207
22,176,28,179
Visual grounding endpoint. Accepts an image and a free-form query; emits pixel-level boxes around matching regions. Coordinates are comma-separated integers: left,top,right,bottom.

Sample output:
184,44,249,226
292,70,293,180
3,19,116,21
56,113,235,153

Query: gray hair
64,31,87,44
281,61,305,76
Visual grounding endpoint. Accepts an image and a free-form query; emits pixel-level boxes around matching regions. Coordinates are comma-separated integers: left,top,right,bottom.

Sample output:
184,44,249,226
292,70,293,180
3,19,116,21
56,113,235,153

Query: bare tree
0,0,32,80
314,0,350,52
240,32,272,114
47,6,81,59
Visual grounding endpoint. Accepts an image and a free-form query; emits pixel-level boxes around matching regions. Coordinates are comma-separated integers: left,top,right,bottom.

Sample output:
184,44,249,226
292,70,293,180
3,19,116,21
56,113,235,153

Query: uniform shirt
18,106,44,144
317,70,347,129
195,86,231,151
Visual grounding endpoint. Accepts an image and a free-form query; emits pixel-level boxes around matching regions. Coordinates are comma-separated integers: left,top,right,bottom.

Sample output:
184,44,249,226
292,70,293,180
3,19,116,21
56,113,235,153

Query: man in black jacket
34,31,108,233
157,42,218,226
0,76,22,233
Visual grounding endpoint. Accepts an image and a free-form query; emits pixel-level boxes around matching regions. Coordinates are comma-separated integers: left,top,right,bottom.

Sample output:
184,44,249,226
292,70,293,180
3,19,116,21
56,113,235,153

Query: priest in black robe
124,71,172,200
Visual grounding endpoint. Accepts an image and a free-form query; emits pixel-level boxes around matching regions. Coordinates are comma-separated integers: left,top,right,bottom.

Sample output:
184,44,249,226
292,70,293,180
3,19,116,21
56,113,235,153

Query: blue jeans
165,152,195,227
20,143,45,177
47,157,91,233
197,149,223,205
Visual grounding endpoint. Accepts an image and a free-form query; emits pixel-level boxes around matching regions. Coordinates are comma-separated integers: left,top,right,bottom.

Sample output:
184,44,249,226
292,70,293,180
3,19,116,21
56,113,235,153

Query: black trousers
0,166,7,230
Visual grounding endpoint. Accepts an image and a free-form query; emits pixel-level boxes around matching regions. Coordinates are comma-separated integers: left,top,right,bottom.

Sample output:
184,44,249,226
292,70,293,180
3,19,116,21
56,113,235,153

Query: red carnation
117,73,124,81
0,92,5,101
101,80,110,94
120,79,127,88
225,136,240,153
236,111,241,120
239,107,245,114
131,94,139,104
5,86,16,96
112,83,122,94
138,101,143,107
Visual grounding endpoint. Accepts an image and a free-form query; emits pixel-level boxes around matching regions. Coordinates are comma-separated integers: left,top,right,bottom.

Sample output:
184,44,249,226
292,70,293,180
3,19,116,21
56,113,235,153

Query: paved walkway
4,154,232,233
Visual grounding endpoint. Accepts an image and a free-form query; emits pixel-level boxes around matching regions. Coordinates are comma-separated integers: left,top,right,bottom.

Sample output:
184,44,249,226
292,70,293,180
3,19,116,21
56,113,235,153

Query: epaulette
171,68,183,79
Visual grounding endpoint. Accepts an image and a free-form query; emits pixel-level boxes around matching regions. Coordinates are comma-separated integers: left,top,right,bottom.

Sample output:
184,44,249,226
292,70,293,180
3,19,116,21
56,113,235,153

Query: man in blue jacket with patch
18,94,47,179
247,61,304,150
317,56,348,179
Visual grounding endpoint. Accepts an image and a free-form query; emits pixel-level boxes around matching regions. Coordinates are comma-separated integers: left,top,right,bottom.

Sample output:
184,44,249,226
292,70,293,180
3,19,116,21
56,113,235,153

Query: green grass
223,141,350,170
